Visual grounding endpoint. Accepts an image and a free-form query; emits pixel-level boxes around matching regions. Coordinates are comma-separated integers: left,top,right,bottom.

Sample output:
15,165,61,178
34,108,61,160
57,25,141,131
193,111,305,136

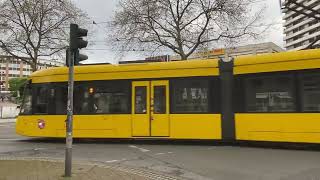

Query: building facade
119,42,284,64
0,56,64,92
170,42,284,60
283,0,320,50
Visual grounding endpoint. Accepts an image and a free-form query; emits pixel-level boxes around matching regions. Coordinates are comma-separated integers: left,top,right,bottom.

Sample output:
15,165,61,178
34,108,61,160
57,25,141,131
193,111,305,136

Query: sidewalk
0,159,147,180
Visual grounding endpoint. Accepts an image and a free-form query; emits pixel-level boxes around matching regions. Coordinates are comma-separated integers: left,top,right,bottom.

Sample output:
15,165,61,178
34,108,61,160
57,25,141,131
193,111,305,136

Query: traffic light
69,23,88,65
75,51,88,65
70,24,88,50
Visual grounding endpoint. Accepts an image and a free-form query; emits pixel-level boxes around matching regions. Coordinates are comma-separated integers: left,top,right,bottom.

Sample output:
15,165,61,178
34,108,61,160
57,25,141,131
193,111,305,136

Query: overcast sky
75,0,284,64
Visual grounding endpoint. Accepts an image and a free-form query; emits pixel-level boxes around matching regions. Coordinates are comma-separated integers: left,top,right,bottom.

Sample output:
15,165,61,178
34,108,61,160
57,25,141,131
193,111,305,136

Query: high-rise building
0,56,64,92
282,0,320,50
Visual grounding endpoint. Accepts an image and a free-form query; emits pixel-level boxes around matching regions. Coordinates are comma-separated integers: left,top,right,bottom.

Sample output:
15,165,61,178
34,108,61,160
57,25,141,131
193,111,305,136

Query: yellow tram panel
235,114,320,143
16,115,65,137
65,115,132,138
17,114,222,139
169,114,221,140
17,115,133,138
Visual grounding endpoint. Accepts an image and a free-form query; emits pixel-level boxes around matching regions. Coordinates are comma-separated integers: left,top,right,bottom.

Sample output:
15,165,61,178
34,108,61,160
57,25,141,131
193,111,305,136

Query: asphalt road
1,122,320,180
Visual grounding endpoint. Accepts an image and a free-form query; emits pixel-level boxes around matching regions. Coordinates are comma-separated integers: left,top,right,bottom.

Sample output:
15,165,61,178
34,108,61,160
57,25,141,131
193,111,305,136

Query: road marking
105,158,128,163
129,145,150,152
154,152,174,155
105,160,119,163
207,147,217,150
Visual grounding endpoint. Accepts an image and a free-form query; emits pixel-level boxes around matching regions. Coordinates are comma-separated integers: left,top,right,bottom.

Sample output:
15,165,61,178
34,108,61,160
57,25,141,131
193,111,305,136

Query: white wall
0,106,19,118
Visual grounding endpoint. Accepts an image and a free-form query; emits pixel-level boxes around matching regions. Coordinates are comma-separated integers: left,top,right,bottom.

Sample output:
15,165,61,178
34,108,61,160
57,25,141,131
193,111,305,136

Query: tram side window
300,72,320,112
74,81,131,114
20,83,32,115
54,84,68,114
171,78,210,113
74,85,93,114
244,75,296,112
135,87,147,114
154,86,166,114
33,85,50,114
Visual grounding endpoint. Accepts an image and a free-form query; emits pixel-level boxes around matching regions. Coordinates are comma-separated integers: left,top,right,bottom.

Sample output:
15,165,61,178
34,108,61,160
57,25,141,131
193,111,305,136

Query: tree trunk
31,60,37,72
32,51,38,72
180,54,188,60
31,64,37,72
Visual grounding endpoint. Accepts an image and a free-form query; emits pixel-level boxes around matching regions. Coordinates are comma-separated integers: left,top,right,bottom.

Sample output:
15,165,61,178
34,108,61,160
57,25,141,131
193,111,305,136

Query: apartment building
120,42,284,64
170,42,284,60
283,0,320,50
0,56,64,92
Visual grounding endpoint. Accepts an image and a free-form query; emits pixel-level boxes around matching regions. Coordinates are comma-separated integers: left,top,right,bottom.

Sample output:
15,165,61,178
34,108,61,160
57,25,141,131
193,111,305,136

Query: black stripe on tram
219,58,235,142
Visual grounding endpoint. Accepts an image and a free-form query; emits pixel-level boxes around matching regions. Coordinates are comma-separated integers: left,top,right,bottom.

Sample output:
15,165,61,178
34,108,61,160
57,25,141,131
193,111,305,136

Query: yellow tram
16,49,320,143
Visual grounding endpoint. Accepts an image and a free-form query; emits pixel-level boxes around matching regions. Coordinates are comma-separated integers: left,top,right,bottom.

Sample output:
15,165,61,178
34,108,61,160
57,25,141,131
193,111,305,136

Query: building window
244,75,296,112
294,43,302,48
302,40,310,46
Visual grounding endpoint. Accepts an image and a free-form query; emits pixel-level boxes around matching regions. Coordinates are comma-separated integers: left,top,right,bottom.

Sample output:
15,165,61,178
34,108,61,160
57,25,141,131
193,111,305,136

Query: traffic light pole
65,48,74,177
65,23,88,177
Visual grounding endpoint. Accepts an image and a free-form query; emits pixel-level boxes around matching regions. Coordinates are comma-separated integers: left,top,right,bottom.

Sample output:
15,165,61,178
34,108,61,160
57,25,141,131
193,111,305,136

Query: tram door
132,80,169,137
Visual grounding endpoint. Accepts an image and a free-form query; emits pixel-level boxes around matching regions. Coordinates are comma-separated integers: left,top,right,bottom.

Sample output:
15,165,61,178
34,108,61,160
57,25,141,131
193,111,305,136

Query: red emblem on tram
37,119,46,129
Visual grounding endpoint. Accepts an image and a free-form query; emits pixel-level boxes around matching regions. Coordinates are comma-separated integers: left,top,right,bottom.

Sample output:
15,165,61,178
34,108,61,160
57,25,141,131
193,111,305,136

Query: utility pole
65,24,88,177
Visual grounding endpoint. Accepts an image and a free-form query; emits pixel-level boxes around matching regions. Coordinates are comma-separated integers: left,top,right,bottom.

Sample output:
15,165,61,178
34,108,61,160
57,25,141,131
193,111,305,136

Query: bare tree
110,0,265,60
0,0,87,71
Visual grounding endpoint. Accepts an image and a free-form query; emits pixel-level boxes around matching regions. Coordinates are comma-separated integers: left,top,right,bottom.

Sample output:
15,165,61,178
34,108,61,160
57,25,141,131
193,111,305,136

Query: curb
0,119,16,123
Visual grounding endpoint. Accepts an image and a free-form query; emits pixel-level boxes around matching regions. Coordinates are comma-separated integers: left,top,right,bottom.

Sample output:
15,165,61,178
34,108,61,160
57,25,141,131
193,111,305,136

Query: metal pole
65,48,74,177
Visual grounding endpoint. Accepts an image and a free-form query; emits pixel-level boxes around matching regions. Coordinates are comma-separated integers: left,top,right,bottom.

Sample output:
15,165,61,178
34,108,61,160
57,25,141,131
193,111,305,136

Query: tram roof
31,58,219,77
234,48,320,66
31,49,320,78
